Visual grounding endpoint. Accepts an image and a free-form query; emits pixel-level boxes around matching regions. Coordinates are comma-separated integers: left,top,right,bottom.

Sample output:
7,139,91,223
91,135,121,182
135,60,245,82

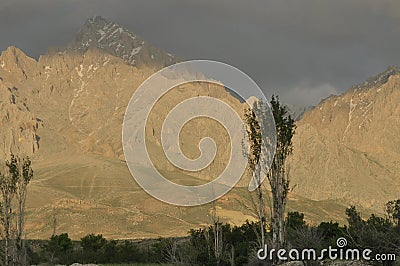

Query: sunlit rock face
289,67,400,212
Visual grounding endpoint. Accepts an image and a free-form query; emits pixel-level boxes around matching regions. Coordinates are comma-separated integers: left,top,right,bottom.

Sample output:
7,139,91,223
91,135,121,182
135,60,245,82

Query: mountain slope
289,66,400,212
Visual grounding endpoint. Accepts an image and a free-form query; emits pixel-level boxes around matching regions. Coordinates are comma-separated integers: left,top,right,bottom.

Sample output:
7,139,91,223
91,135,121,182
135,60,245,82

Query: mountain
63,16,177,68
289,66,400,212
0,19,259,239
0,17,398,239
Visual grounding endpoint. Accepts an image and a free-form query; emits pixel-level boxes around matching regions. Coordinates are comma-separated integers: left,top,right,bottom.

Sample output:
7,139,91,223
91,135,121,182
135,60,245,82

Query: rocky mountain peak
353,65,400,90
87,15,110,26
0,46,36,80
68,16,177,68
1,46,25,59
74,16,133,50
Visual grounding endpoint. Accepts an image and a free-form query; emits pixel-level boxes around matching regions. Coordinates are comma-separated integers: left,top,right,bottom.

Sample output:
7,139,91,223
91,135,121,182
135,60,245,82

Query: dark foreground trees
19,200,400,265
40,233,168,265
46,233,73,264
344,205,400,266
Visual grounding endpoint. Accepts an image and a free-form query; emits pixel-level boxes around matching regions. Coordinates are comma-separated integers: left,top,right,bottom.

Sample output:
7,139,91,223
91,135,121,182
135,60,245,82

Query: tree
0,154,33,265
318,221,343,246
244,95,295,251
244,107,266,248
46,233,73,264
0,155,19,266
386,199,400,226
345,205,399,266
188,221,257,265
102,240,118,263
154,237,188,265
268,95,295,248
16,156,34,264
80,233,107,263
286,211,306,231
345,205,364,240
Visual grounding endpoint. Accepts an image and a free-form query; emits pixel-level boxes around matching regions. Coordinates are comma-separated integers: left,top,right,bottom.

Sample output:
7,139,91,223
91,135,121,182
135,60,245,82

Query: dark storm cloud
1,0,400,107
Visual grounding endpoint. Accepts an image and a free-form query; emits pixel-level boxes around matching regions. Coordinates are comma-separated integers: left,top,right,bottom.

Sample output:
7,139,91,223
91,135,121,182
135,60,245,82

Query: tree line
18,203,400,265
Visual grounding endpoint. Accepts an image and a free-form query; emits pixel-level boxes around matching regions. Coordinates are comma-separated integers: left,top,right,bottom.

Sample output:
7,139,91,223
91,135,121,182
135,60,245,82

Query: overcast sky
1,0,400,107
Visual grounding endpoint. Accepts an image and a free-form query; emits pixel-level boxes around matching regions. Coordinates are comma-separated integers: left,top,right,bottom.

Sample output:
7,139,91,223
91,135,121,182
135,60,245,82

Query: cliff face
289,67,400,211
0,48,41,157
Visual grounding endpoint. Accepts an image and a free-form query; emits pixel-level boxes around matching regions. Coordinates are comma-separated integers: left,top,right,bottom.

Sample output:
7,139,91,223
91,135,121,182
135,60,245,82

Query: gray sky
1,0,400,107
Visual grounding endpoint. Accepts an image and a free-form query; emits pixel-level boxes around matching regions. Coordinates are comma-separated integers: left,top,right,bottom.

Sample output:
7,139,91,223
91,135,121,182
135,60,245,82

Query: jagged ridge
67,16,177,68
353,65,400,90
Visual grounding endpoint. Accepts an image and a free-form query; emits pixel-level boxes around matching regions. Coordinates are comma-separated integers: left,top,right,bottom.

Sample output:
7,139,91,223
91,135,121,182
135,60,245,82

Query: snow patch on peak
130,47,142,57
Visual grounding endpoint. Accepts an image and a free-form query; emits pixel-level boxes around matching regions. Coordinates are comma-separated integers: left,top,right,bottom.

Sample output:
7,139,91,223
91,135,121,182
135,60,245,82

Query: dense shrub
44,233,73,264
